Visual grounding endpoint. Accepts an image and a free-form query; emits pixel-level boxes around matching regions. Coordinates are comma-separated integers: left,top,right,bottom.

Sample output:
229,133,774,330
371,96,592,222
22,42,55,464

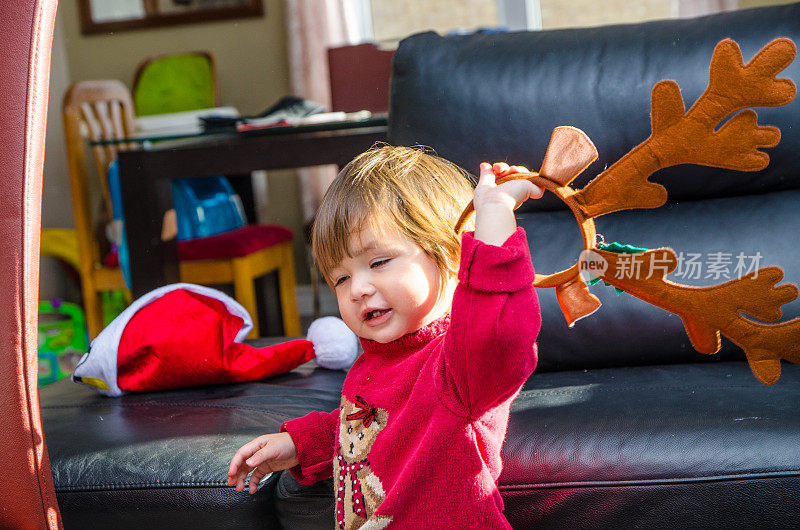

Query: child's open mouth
363,308,392,326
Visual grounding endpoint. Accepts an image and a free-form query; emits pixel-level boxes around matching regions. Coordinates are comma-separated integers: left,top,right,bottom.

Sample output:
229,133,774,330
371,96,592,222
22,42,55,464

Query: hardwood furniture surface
113,117,388,298
64,80,300,339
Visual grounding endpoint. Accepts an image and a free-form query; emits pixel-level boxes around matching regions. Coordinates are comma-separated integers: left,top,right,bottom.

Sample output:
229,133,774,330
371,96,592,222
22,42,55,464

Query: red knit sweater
282,228,541,528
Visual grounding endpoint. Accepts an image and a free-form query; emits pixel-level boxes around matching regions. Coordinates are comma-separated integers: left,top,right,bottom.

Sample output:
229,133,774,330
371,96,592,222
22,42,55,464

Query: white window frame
497,0,542,30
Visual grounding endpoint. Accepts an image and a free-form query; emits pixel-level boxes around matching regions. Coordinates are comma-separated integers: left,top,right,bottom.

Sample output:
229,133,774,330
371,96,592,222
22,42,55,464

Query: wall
42,0,310,303
57,1,291,116
40,14,77,302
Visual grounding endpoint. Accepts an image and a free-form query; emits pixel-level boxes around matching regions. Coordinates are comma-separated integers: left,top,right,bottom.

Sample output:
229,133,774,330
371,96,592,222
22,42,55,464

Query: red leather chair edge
0,0,62,528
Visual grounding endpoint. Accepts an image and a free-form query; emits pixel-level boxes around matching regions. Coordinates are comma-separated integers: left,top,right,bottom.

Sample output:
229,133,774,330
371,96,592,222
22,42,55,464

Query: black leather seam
498,470,800,490
515,384,788,397
55,476,282,491
55,481,238,492
40,402,305,418
42,392,340,408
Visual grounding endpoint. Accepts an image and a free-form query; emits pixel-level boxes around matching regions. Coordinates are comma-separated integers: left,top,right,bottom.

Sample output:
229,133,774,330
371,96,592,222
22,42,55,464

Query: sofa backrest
388,4,800,372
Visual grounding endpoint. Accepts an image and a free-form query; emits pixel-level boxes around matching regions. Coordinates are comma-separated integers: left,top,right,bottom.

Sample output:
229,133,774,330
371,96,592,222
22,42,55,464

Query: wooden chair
63,79,300,340
132,51,217,116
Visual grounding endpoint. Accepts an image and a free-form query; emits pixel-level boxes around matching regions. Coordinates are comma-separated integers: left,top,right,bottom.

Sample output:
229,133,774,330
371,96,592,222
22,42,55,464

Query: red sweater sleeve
280,409,338,485
439,227,541,419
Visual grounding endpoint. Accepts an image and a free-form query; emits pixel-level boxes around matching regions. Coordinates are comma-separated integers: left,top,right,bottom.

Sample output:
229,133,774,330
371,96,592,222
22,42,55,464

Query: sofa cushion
501,361,800,529
522,188,800,371
43,352,800,528
41,360,346,528
389,3,800,213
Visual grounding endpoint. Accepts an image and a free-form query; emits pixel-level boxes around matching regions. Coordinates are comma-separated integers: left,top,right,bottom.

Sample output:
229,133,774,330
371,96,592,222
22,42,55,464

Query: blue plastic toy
106,160,246,287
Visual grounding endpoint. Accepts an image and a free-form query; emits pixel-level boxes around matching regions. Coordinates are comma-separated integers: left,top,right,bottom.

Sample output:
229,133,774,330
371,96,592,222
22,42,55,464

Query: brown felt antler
574,37,795,217
454,38,798,384
594,248,800,384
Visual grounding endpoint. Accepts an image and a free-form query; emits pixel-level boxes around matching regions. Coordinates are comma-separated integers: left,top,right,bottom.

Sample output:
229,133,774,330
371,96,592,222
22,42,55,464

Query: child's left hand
473,162,544,246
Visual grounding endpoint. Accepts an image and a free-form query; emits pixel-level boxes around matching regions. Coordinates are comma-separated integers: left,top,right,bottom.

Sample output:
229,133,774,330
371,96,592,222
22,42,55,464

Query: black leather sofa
41,3,800,528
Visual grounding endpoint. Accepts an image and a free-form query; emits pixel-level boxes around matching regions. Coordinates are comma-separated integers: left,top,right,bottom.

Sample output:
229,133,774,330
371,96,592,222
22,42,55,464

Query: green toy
38,299,88,386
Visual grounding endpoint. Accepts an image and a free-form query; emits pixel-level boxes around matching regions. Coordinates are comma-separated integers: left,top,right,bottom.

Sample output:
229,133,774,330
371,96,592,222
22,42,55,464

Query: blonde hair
312,144,475,287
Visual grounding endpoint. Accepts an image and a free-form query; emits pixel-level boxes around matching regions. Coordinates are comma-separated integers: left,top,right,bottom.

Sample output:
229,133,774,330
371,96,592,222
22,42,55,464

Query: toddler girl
228,145,542,528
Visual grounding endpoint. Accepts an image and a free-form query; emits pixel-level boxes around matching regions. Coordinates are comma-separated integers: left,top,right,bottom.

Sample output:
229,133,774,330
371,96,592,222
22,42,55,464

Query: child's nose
350,274,376,300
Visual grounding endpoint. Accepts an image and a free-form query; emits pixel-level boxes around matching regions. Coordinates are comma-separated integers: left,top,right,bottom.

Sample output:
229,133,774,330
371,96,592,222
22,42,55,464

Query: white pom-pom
307,316,359,370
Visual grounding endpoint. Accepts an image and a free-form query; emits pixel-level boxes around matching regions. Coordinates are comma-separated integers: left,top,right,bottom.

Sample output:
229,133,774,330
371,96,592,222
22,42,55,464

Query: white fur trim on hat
307,316,359,370
72,283,253,396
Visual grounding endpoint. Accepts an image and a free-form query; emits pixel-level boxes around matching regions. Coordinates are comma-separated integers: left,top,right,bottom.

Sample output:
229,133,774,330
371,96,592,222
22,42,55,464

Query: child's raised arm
439,162,542,419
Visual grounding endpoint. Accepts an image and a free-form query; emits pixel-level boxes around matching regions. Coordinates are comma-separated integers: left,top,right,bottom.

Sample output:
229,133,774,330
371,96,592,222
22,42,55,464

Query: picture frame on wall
78,0,264,35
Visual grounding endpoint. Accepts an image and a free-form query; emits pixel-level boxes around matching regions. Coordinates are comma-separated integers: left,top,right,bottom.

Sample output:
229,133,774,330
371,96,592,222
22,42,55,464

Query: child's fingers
512,179,544,201
228,435,272,485
498,179,544,207
229,464,247,491
228,444,257,479
227,454,251,485
524,180,545,200
492,162,510,176
236,470,249,492
478,162,497,186
245,440,282,469
492,163,531,177
248,468,269,494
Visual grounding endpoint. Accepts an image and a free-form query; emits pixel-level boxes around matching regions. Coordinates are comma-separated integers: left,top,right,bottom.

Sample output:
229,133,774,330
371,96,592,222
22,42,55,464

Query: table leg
118,152,180,298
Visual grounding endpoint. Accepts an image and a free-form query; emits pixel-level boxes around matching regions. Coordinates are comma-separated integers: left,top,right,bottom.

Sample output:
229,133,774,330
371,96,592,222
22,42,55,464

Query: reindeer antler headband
455,38,798,385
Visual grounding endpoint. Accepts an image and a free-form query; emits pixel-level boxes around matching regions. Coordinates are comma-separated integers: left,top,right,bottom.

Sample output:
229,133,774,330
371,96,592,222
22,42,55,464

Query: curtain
284,0,365,225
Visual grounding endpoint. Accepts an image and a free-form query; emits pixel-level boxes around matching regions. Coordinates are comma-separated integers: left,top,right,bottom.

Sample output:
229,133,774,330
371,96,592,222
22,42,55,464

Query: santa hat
73,283,359,397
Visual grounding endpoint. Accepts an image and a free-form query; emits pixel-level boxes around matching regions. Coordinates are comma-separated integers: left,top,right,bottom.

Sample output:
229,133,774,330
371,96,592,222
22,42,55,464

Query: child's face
329,225,448,343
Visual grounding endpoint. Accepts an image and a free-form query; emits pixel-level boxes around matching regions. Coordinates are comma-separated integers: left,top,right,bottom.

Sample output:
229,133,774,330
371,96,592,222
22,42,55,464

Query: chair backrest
0,0,62,527
62,80,137,276
132,51,217,116
328,43,394,113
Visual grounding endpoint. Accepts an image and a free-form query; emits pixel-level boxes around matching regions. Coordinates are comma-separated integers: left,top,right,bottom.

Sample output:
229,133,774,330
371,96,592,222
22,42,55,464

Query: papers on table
236,110,373,132
134,106,240,137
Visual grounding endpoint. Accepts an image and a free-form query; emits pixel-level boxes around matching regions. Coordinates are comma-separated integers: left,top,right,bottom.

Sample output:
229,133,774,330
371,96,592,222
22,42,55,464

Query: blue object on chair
171,176,246,240
106,161,247,288
107,160,133,288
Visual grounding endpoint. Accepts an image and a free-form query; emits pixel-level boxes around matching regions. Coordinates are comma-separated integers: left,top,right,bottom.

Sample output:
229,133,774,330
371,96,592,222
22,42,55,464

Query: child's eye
370,259,389,269
333,275,349,287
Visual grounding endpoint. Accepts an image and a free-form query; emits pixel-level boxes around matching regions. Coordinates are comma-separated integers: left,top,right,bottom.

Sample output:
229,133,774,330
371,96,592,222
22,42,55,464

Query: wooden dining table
110,116,388,299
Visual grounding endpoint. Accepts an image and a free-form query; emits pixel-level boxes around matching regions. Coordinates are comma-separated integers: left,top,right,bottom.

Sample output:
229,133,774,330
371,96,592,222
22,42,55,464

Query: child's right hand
227,432,299,494
473,162,544,246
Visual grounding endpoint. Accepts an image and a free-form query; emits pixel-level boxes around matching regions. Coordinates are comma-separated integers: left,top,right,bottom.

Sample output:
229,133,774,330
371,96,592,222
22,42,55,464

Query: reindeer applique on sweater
334,395,392,530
